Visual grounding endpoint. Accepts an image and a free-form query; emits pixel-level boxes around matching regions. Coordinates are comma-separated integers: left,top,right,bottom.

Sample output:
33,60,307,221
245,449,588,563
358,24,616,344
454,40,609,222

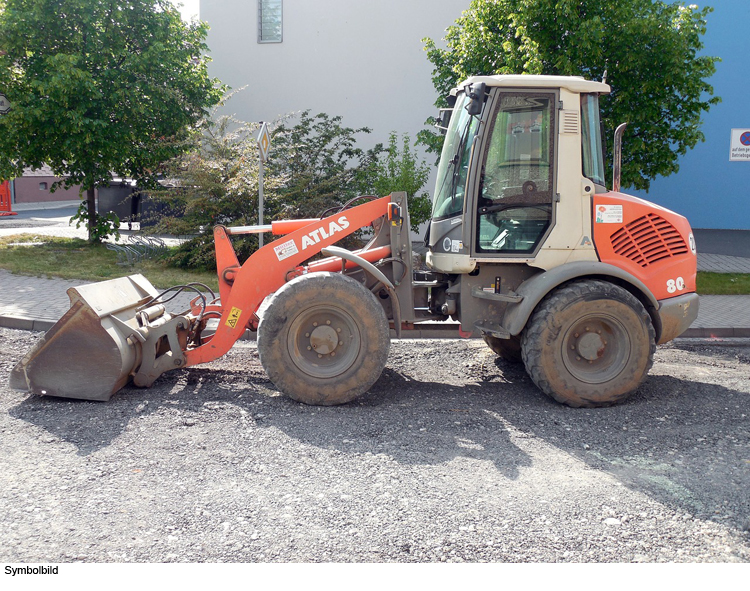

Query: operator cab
427,75,610,274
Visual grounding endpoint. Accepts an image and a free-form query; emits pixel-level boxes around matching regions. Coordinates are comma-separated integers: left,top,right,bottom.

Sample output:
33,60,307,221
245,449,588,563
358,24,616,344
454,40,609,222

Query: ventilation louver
610,214,688,267
560,110,579,135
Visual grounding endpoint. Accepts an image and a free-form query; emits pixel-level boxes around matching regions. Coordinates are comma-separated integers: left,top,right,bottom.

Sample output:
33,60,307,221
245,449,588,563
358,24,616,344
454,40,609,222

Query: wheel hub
287,306,361,379
309,324,338,355
562,316,630,384
576,331,605,361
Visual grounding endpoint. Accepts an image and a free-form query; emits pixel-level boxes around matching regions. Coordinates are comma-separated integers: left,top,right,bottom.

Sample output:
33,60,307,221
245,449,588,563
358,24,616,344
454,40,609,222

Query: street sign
0,93,10,115
730,128,750,161
256,122,271,248
257,122,271,163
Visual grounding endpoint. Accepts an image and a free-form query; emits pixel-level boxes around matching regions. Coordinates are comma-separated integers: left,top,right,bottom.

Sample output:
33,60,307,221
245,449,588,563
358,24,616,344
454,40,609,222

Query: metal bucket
10,275,160,401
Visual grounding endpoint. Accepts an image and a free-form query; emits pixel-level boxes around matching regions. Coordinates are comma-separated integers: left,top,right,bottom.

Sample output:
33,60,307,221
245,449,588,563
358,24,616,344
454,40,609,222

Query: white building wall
202,0,469,149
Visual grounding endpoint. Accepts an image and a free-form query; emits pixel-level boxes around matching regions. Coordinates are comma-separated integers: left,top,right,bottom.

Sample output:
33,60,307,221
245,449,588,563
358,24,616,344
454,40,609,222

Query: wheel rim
287,304,362,379
561,313,631,384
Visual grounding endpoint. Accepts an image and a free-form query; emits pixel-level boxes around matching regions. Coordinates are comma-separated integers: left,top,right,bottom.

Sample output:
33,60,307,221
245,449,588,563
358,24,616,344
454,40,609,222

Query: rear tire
257,272,390,405
521,280,655,408
482,334,523,363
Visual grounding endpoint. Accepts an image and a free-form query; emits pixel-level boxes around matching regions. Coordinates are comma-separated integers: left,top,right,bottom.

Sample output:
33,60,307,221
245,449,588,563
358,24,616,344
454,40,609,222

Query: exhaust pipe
612,122,627,193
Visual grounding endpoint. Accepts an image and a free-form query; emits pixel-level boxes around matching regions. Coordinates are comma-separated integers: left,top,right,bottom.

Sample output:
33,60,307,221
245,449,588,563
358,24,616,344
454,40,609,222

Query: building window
258,0,282,43
39,182,48,191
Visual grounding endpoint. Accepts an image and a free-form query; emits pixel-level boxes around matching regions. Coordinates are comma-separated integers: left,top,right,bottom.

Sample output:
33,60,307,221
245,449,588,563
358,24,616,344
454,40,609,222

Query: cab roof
453,74,610,95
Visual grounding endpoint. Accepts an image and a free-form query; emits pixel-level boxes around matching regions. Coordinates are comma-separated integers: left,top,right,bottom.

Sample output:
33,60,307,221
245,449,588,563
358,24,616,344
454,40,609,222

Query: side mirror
466,82,486,116
434,108,453,133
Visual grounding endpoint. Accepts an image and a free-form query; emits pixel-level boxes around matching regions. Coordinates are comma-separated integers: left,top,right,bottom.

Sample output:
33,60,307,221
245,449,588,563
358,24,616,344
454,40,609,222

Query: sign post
257,122,271,248
0,93,10,115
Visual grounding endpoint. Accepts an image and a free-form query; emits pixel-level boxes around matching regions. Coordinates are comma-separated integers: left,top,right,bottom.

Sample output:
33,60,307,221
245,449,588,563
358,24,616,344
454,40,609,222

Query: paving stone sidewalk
0,269,198,331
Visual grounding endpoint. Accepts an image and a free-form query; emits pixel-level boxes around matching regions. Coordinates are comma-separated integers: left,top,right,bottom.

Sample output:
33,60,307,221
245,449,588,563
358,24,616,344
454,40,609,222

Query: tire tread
521,279,656,408
257,272,390,406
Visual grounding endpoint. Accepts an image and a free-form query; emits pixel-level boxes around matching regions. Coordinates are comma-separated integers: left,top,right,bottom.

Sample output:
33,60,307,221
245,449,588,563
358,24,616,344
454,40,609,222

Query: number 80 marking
666,277,685,294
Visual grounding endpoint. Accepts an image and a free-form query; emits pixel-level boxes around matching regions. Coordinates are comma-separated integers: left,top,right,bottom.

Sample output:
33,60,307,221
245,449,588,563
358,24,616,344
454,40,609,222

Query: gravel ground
1,327,749,563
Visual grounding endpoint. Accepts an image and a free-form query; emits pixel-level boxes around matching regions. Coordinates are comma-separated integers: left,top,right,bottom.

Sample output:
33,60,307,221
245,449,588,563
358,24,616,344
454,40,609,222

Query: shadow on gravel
494,372,750,533
8,381,161,456
7,364,539,478
258,367,538,480
7,353,749,532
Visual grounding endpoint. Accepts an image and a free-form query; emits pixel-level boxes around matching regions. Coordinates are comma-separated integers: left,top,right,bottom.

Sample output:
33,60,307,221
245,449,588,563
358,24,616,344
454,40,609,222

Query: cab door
471,90,557,257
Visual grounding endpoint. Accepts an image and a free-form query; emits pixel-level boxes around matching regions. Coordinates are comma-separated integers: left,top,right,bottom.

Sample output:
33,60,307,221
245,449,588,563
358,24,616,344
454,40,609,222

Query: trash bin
98,180,139,228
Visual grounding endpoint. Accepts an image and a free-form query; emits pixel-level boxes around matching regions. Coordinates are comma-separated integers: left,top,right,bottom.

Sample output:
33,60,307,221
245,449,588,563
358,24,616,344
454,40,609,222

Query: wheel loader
10,75,699,408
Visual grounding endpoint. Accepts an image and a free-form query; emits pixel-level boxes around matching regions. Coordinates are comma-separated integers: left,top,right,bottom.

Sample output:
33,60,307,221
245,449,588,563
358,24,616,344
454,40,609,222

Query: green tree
0,0,224,241
153,110,384,270
151,111,283,269
266,111,382,220
363,132,431,232
421,0,719,190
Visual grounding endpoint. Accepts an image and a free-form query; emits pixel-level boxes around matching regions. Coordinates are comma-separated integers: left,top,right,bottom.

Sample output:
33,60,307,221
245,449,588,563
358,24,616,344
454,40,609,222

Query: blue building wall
630,0,750,229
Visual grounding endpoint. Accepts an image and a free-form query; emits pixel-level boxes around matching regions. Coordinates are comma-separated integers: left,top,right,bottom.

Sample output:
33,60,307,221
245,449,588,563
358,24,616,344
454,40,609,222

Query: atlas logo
301,216,350,250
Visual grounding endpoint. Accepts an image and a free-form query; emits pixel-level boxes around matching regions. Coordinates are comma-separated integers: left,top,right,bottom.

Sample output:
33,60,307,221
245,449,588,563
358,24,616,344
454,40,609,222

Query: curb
680,327,750,338
10,200,80,212
2,312,747,343
0,315,56,332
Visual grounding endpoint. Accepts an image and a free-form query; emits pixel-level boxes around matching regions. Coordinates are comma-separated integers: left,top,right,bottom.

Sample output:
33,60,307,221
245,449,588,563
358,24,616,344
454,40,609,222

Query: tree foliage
151,113,278,268
154,111,382,269
421,0,720,190
363,132,431,232
265,111,382,221
153,111,434,270
0,0,224,240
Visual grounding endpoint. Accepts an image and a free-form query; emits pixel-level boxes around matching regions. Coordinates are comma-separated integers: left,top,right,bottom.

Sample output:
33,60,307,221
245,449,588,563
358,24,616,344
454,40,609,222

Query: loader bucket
10,275,160,401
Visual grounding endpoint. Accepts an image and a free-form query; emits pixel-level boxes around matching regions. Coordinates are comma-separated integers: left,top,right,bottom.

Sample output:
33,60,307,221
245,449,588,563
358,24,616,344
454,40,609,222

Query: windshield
432,93,481,220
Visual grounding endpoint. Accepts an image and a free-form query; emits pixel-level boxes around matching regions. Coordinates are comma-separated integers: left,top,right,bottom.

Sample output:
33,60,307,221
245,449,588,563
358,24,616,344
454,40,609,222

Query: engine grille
609,214,688,267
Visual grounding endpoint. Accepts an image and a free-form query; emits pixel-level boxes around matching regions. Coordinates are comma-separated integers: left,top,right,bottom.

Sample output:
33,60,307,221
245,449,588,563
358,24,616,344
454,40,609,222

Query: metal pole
257,121,270,249
258,157,264,248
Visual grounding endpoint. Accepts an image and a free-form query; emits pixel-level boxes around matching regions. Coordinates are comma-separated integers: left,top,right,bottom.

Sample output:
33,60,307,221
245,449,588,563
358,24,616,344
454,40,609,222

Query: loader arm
184,196,392,367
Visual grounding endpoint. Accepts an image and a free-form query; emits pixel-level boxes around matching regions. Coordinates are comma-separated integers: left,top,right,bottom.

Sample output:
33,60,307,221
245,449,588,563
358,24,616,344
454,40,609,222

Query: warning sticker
226,307,242,329
595,205,623,224
441,237,464,253
273,238,299,261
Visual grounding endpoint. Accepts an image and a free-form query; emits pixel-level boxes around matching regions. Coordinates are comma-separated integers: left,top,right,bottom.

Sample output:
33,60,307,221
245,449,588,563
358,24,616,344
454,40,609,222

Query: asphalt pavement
1,203,750,338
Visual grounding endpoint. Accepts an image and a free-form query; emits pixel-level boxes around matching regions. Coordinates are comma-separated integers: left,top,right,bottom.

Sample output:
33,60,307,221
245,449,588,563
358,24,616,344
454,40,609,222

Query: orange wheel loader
10,75,699,408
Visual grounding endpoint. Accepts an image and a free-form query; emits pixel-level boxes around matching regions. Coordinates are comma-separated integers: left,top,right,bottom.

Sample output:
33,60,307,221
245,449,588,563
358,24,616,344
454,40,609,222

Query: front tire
257,272,390,405
483,334,522,363
521,280,656,408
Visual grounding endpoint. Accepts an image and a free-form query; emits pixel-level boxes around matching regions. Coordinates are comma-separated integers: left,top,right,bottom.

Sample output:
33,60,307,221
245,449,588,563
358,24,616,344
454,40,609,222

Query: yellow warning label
226,307,242,329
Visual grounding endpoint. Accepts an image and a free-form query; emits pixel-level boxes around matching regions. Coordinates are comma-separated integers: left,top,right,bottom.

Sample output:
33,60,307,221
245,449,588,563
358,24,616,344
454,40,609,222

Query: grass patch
2,235,748,296
696,272,750,296
0,235,218,291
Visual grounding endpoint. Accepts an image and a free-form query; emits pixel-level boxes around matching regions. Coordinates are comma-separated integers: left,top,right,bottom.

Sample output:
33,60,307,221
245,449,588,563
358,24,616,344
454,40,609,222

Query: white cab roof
454,74,610,95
